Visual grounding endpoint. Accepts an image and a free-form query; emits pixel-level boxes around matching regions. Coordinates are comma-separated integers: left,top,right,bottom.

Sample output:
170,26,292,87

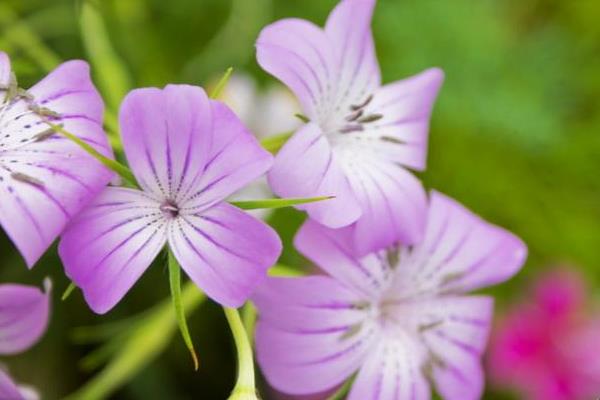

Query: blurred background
1,0,599,399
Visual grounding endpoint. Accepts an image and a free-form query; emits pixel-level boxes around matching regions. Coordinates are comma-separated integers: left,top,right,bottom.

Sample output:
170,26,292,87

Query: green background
1,0,599,398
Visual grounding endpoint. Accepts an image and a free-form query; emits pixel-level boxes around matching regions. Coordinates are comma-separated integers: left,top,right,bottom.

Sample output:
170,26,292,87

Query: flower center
160,200,179,219
337,94,383,134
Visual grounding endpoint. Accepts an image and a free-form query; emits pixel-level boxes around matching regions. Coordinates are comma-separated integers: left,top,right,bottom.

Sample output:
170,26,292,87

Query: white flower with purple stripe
0,52,113,267
254,192,527,400
257,0,444,255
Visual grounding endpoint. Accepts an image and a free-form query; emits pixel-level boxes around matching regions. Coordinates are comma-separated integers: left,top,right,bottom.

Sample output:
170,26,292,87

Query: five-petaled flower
59,85,282,314
0,52,113,267
257,0,444,255
254,192,526,400
0,280,51,400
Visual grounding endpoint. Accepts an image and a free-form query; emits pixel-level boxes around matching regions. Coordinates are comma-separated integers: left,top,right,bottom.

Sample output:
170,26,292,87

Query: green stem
61,282,77,301
231,195,334,210
168,249,199,370
224,307,256,399
260,131,293,154
45,121,137,187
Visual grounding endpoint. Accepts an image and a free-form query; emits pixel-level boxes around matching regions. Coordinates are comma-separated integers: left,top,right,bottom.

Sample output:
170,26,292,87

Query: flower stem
230,195,334,210
223,306,256,399
45,121,137,187
168,249,199,370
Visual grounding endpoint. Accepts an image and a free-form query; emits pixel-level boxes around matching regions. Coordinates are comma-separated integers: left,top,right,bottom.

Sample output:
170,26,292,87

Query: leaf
230,196,334,210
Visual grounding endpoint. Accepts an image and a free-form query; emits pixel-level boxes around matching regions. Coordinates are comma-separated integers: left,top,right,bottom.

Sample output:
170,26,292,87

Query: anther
345,109,364,122
33,128,58,142
160,200,180,219
11,172,44,186
358,113,383,124
350,94,373,111
339,124,364,134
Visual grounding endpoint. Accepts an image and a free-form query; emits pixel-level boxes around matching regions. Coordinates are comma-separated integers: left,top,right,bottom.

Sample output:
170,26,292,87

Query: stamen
418,320,444,332
11,172,44,186
17,88,34,101
160,200,180,219
345,109,364,122
339,124,364,134
358,113,383,124
338,323,362,341
29,104,61,119
294,113,310,123
380,135,404,144
33,127,58,142
350,94,373,111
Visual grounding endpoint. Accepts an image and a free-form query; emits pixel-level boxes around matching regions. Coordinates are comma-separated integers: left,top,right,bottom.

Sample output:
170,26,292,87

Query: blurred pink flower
487,269,600,400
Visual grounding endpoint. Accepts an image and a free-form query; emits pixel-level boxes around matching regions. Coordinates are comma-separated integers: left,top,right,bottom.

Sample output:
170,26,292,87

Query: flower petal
339,67,444,171
341,158,428,254
256,18,337,119
0,58,113,267
294,219,391,299
347,333,430,400
119,85,213,200
0,281,50,355
169,202,281,307
253,275,367,336
256,313,377,395
0,370,24,400
324,0,381,117
395,191,527,296
180,101,273,210
59,187,167,314
269,123,361,228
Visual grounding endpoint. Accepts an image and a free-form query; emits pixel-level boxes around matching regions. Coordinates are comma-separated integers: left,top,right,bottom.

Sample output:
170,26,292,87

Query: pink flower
0,52,113,267
487,269,600,400
254,191,526,400
257,0,444,255
59,85,282,314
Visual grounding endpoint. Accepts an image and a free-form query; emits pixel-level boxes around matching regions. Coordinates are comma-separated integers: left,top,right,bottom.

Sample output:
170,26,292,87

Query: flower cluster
0,0,528,398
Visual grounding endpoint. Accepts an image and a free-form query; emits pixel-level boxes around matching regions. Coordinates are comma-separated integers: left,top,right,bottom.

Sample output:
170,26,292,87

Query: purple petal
0,370,24,400
0,280,50,355
294,219,390,299
180,101,273,211
59,187,167,314
342,161,428,254
324,0,381,114
118,85,213,200
355,67,444,171
253,275,366,335
0,57,113,267
169,202,281,307
396,191,527,295
268,123,361,228
256,310,377,395
256,18,337,119
347,333,430,400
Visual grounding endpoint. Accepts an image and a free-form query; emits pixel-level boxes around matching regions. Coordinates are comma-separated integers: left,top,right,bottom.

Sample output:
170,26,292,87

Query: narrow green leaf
45,121,137,187
61,282,77,301
260,131,293,154
79,0,132,113
230,195,334,210
326,375,355,400
168,249,199,371
210,67,233,99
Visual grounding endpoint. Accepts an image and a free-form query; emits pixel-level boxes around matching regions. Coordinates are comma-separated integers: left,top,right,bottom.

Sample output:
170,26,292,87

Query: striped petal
169,202,281,307
0,55,113,267
393,191,527,297
59,187,167,314
256,322,376,396
179,101,273,211
268,123,361,228
0,280,50,355
347,333,430,400
119,85,213,200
